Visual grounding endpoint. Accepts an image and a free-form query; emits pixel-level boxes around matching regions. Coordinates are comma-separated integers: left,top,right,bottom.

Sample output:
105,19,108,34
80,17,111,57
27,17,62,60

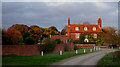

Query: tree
23,32,31,40
55,39,62,44
9,24,29,35
42,26,60,38
49,26,58,32
103,26,118,47
79,33,85,43
41,38,56,53
61,25,68,35
29,25,43,43
2,28,23,45
50,31,55,35
24,36,35,45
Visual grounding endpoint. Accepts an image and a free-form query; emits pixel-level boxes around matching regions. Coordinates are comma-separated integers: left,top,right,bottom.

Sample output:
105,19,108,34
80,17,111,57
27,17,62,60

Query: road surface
50,49,117,67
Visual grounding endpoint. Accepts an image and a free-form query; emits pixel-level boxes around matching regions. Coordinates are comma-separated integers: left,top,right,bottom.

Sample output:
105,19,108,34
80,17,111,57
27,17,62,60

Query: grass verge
97,51,120,67
2,48,97,66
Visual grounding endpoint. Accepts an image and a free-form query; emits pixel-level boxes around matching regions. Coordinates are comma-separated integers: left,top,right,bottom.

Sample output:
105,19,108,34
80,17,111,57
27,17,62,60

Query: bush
55,39,62,44
25,36,35,45
73,39,81,44
74,45,79,50
64,43,71,51
41,38,56,53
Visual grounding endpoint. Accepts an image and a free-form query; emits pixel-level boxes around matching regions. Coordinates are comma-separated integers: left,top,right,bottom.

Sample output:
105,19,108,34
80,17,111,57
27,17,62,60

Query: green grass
2,48,96,66
97,51,120,67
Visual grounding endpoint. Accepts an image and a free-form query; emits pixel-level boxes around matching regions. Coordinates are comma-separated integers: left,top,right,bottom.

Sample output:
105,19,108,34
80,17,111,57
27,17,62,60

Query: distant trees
103,26,119,47
61,25,68,35
2,24,60,45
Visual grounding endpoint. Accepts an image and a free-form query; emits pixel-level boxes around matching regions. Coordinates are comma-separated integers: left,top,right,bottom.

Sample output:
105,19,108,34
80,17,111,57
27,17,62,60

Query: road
50,49,117,67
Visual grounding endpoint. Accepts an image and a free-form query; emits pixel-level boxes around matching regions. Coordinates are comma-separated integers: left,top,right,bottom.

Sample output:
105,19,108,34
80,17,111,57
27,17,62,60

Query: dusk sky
2,1,118,31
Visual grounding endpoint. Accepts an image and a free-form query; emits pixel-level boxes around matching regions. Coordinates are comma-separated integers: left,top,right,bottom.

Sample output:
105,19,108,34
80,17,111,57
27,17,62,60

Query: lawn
97,51,120,67
2,48,97,66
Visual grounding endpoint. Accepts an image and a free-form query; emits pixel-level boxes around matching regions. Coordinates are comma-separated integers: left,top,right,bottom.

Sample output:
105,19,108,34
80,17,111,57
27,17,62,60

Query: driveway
50,49,117,67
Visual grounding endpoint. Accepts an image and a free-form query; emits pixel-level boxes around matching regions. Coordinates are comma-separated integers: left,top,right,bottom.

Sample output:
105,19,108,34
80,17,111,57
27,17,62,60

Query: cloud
2,2,118,31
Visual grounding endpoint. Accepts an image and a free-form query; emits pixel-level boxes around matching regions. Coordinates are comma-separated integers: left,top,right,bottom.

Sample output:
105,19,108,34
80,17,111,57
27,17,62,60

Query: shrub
41,38,56,53
25,36,35,45
73,39,81,44
55,39,62,44
74,45,79,50
64,43,71,51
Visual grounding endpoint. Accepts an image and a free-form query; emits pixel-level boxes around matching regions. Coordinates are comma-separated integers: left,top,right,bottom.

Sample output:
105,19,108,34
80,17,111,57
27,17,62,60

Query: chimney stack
68,17,70,25
98,18,102,28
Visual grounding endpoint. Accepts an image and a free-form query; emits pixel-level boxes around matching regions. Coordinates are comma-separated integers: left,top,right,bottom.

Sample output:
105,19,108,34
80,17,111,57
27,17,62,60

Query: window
65,40,67,43
84,27,88,31
76,34,79,39
94,34,97,38
85,35,88,38
75,27,79,31
93,27,96,31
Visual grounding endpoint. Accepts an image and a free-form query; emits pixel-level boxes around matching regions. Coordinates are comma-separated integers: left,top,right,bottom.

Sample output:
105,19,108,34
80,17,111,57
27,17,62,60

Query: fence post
41,51,43,56
76,50,78,54
60,51,62,55
99,47,100,50
94,47,96,51
90,49,92,52
84,49,86,53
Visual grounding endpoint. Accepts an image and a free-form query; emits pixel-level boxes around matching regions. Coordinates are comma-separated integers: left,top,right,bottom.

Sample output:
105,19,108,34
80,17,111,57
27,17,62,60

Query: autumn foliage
2,24,60,45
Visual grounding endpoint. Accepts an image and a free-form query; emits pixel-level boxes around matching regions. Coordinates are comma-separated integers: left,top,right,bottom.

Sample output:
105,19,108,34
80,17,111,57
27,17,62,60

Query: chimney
67,17,70,36
98,18,102,28
68,17,70,25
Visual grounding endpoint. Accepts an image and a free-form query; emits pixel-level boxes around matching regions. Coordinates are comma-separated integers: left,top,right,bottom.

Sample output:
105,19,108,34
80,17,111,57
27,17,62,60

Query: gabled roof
69,24,102,33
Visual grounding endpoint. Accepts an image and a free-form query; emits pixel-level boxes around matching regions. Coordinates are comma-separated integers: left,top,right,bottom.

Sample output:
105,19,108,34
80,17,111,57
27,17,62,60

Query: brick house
51,17,102,43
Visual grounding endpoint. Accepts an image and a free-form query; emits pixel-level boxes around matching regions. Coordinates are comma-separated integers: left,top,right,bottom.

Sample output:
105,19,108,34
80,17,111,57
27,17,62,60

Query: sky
2,0,119,31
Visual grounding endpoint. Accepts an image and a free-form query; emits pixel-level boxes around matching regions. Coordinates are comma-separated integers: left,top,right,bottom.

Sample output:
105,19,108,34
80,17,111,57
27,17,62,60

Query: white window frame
75,34,79,39
94,34,97,38
84,27,88,31
93,27,96,31
75,27,79,31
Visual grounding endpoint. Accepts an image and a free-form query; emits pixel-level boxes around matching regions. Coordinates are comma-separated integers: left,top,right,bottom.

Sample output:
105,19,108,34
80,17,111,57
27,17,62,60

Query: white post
60,51,62,55
90,49,92,52
50,35,51,38
76,50,78,54
99,47,100,50
94,47,96,51
96,47,98,51
41,51,43,56
84,49,86,53
112,46,113,49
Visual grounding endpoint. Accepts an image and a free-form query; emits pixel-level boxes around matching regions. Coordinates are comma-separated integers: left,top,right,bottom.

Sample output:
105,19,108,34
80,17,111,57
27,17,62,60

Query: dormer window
84,27,88,31
75,27,79,31
93,27,96,31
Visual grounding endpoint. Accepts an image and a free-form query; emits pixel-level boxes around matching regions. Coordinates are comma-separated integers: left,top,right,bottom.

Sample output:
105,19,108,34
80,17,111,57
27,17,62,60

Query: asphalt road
50,49,117,67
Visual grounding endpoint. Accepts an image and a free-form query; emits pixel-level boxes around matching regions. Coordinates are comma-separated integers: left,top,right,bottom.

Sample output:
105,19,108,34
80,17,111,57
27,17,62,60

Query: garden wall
53,44,64,52
2,45,40,55
75,44,95,48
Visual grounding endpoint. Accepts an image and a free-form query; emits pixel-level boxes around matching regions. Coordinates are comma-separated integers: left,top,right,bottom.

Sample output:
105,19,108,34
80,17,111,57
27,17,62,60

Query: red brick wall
75,44,95,48
53,44,64,52
2,44,74,55
2,45,40,55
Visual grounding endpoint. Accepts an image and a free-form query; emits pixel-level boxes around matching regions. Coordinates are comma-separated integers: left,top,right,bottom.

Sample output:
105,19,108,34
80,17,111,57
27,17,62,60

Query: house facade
51,17,103,43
